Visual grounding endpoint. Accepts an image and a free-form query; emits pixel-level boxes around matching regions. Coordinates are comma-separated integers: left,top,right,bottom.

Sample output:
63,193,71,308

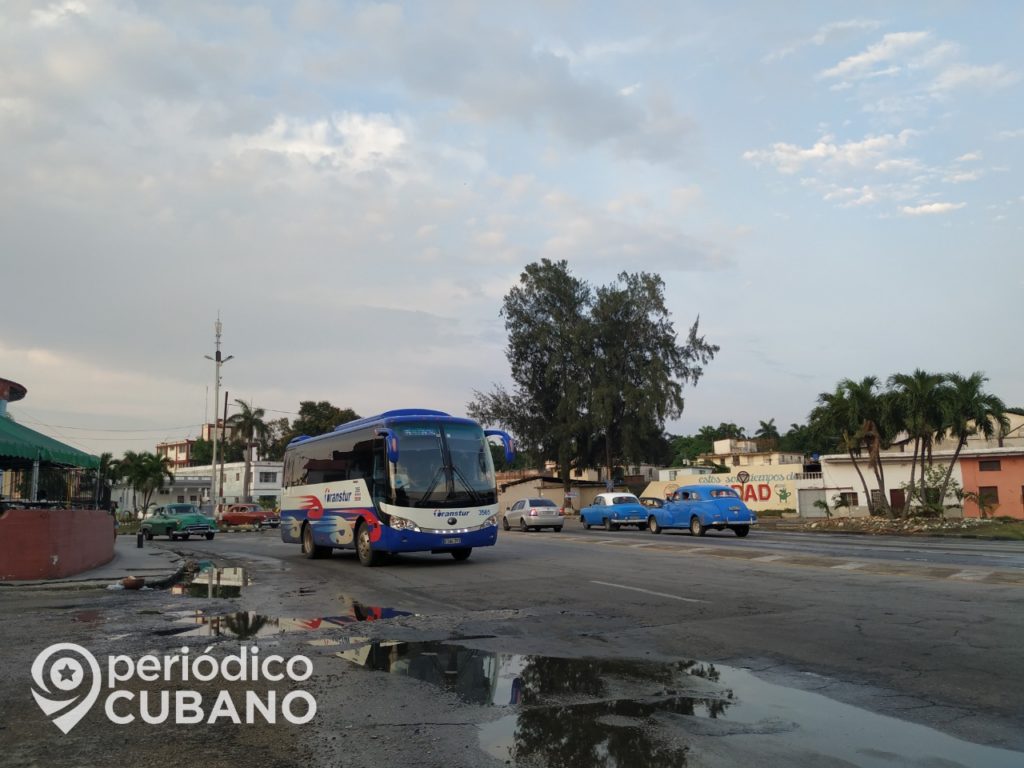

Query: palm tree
888,370,948,509
136,453,174,511
840,376,894,516
227,399,269,502
810,385,875,512
936,372,1009,508
755,418,780,442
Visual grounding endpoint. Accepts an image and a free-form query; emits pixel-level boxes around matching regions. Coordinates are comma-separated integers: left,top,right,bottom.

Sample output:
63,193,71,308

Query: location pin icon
31,643,102,734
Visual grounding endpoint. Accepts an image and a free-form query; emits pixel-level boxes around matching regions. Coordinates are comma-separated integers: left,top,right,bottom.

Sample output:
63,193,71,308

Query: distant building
156,422,237,469
179,460,283,508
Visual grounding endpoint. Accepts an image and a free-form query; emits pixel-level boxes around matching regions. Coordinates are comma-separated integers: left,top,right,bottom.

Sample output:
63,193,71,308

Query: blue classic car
647,484,757,537
580,493,648,530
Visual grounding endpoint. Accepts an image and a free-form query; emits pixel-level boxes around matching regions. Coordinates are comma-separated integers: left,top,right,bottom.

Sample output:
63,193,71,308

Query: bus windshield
389,421,497,508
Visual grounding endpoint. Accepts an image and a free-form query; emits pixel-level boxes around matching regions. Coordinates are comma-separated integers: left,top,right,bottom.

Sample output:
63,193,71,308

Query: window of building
978,486,999,506
669,470,677,481
177,495,185,503
840,491,859,508
235,473,240,481
259,471,277,484
979,460,1001,472
189,495,197,502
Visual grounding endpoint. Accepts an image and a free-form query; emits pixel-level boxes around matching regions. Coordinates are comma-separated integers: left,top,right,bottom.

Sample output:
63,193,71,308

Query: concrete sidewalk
0,535,184,590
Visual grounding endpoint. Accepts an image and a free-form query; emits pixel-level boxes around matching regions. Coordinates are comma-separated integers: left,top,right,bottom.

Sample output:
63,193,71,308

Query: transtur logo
31,643,317,733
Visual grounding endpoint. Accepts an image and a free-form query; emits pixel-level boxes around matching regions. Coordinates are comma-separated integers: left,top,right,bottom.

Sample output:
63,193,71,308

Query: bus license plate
443,537,462,545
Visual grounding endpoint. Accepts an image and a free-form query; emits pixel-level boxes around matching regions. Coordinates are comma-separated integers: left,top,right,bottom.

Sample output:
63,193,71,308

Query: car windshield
612,495,639,505
168,505,198,515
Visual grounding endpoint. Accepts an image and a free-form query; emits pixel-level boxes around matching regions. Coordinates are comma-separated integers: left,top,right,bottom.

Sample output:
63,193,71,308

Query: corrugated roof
0,416,99,469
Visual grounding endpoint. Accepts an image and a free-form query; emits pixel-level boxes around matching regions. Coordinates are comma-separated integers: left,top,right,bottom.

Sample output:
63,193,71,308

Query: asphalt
0,534,184,590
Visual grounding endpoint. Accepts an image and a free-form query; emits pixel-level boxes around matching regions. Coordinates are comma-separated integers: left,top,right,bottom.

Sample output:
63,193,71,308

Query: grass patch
934,521,1024,540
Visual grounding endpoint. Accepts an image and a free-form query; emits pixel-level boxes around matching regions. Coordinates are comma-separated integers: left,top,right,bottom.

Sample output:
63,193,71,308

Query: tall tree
470,259,592,492
589,271,717,478
936,372,1008,507
839,376,893,515
810,385,876,513
755,418,780,441
227,400,270,502
888,369,947,508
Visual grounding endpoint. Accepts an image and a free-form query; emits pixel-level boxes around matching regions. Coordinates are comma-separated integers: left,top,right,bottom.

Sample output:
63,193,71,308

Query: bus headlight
483,515,498,528
390,516,420,532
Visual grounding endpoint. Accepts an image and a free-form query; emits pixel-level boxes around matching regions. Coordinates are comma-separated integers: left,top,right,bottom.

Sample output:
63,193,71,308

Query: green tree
589,271,718,479
292,401,360,438
227,400,270,503
469,259,592,492
936,372,1008,507
887,369,947,509
810,385,876,513
755,418,780,441
190,438,212,466
259,417,292,461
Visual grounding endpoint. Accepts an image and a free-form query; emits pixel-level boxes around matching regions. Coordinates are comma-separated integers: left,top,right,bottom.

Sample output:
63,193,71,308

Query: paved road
5,527,1022,768
155,526,1024,764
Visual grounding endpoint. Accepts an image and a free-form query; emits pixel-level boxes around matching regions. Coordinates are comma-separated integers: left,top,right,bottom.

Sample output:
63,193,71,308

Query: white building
179,461,284,508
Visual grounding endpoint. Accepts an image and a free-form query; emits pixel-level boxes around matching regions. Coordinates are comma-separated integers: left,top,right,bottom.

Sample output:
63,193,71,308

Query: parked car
503,498,564,532
580,493,648,530
647,484,757,537
221,503,280,529
141,503,218,541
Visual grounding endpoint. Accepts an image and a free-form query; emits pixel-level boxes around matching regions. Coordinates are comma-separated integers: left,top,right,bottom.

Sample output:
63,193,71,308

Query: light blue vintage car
647,484,757,537
580,493,648,531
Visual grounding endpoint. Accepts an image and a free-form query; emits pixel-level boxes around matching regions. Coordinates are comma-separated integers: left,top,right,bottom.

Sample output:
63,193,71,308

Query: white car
502,498,564,532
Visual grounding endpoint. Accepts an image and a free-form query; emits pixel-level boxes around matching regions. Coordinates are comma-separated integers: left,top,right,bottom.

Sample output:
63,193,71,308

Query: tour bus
280,409,514,566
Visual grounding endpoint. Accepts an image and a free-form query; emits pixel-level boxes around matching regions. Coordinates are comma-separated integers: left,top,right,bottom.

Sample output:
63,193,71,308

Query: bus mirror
485,429,515,463
377,429,399,463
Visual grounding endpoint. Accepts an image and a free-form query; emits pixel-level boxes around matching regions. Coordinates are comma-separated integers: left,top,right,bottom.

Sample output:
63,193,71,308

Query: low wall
0,508,114,581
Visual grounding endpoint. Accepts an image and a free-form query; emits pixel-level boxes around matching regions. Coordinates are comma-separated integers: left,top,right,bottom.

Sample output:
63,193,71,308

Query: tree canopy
469,259,718,488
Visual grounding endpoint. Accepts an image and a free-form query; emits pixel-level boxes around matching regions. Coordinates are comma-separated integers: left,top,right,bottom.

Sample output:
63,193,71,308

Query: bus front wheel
356,522,383,567
450,548,472,561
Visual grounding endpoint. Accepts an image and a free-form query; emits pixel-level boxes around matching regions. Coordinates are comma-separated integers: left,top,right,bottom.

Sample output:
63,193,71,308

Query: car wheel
649,516,661,534
690,516,707,537
519,517,529,532
582,518,591,530
144,529,153,541
553,526,562,532
450,548,472,561
502,516,510,531
733,525,750,538
205,532,215,540
356,522,382,567
604,517,614,531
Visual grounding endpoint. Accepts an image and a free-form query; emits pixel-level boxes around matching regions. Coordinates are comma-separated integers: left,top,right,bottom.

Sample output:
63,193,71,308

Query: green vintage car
142,503,218,541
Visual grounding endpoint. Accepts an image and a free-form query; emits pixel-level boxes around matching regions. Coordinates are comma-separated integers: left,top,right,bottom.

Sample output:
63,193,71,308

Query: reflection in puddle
155,603,414,639
338,641,1024,768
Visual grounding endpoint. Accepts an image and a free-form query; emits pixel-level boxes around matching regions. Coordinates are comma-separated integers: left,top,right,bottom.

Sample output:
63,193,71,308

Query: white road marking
752,554,786,562
629,543,658,548
831,562,867,570
590,580,705,603
949,570,993,581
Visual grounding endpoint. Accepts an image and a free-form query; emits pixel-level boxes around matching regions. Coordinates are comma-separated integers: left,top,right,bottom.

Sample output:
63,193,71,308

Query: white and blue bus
280,409,514,566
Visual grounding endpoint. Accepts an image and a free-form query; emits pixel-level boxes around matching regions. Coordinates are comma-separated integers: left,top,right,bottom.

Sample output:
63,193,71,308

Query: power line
15,414,203,433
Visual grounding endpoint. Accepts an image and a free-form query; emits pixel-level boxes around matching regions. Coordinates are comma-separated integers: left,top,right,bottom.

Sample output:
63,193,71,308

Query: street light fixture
204,316,233,511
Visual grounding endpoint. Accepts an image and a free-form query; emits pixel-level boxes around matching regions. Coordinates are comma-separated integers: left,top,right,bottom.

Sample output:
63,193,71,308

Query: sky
1,0,1022,458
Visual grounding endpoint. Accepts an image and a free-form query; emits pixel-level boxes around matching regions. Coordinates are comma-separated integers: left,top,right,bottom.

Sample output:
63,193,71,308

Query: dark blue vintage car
580,493,648,531
647,484,757,537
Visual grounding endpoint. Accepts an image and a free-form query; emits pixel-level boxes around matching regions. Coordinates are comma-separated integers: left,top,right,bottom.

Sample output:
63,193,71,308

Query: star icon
57,663,77,683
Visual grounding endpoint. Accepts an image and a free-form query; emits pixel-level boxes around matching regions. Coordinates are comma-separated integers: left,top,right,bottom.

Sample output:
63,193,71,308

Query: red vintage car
220,503,280,529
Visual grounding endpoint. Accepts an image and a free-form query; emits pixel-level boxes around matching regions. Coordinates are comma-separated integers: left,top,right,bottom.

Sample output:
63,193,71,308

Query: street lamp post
205,316,233,513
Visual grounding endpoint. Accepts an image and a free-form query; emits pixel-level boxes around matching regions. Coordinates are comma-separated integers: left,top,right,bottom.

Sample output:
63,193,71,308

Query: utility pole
204,315,233,514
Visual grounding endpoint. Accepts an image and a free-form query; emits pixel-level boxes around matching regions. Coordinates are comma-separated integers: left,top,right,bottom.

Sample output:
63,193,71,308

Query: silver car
502,498,564,532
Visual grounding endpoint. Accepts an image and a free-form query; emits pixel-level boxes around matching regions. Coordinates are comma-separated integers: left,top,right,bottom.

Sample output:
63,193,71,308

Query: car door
509,500,523,526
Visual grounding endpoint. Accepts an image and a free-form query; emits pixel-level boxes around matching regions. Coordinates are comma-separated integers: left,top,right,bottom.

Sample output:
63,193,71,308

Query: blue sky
1,1,1021,457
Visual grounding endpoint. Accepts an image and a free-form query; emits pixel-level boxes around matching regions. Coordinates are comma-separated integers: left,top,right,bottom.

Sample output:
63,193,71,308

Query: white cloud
819,31,931,80
929,63,1020,93
31,0,88,28
995,129,1024,140
900,202,966,215
944,170,981,183
955,152,982,162
764,18,881,62
743,130,917,175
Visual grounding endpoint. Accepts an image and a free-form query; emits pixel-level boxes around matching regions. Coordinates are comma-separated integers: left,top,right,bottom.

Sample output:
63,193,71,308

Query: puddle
336,641,1024,768
72,610,104,623
173,566,250,598
154,603,414,639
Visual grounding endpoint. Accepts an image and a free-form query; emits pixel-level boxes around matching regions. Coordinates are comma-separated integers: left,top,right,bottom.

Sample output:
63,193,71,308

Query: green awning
0,416,99,469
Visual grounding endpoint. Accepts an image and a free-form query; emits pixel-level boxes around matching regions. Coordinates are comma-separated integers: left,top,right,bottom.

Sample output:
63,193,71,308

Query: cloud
764,18,881,62
995,129,1024,140
954,152,982,162
743,130,917,175
900,202,966,215
929,63,1020,93
819,31,931,80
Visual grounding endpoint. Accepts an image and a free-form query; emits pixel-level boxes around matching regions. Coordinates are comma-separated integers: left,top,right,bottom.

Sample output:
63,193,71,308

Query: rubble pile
805,516,995,534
